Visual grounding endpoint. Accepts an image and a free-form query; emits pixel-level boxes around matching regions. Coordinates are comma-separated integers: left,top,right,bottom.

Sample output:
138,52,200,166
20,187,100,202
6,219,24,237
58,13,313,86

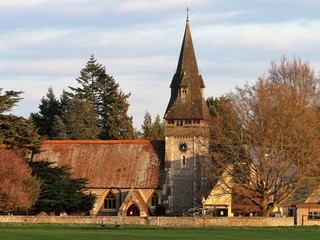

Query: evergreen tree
51,115,68,140
68,55,133,140
141,111,164,140
30,87,61,139
141,111,153,139
153,114,164,140
206,96,227,116
30,161,95,215
0,88,22,114
0,89,42,160
57,91,99,140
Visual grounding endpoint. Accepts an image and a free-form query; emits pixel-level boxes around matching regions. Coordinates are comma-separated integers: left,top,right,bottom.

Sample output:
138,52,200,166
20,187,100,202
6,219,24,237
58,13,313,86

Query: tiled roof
33,140,165,189
296,203,320,208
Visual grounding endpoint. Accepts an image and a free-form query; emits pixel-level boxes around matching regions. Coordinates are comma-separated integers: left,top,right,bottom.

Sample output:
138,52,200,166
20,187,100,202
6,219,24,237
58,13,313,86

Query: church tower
163,11,210,215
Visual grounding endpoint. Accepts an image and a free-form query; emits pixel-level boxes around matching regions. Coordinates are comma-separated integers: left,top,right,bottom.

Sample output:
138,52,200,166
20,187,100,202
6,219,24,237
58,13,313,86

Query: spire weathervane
187,3,189,22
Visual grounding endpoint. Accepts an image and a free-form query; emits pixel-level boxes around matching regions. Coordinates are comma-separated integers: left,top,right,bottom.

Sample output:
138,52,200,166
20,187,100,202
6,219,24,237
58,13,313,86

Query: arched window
181,88,188,99
151,192,159,207
104,191,116,209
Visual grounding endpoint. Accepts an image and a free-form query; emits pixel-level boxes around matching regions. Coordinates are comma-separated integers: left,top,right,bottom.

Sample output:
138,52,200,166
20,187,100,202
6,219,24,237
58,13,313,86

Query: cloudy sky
1,0,320,129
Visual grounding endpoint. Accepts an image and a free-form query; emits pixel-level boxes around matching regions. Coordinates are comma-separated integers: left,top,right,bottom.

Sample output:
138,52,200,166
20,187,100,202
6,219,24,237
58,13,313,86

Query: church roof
33,140,165,189
164,16,210,120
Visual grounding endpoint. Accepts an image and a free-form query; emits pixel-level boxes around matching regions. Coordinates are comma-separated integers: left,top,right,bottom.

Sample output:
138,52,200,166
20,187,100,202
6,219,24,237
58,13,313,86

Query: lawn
0,224,319,240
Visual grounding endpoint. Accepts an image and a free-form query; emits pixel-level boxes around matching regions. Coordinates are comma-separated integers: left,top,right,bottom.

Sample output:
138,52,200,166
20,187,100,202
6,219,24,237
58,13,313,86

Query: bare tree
210,57,320,216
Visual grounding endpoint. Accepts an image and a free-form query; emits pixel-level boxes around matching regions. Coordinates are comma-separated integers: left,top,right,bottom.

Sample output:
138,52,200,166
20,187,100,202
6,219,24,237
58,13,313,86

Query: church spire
164,12,209,122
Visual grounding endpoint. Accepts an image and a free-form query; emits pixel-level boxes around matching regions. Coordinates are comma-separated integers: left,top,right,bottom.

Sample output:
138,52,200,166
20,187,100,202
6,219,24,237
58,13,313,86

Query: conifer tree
30,87,61,139
153,114,164,140
141,111,153,139
57,91,99,140
51,115,68,140
0,88,22,114
0,89,42,159
141,111,164,140
30,161,95,215
68,55,133,140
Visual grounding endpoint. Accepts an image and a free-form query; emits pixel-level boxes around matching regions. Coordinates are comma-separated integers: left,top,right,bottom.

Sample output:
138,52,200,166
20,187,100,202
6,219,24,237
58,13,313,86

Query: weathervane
187,3,190,22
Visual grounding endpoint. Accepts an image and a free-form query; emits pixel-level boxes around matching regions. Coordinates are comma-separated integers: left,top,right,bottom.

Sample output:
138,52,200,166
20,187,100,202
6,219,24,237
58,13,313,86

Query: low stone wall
152,216,294,227
0,216,294,227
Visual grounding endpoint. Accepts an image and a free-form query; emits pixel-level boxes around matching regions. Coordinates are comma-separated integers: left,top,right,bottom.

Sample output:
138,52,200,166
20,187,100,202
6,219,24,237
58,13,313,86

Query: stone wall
0,216,294,227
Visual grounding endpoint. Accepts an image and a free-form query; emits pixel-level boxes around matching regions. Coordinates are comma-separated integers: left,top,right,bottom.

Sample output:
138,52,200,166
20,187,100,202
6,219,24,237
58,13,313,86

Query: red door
126,204,140,216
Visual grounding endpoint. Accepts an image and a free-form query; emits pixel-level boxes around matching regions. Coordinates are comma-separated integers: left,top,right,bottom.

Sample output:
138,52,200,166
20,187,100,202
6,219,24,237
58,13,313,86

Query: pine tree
153,114,164,140
0,88,23,114
141,111,153,139
68,55,133,140
58,91,100,140
0,89,42,160
141,111,164,140
51,115,68,140
30,161,95,215
30,87,61,139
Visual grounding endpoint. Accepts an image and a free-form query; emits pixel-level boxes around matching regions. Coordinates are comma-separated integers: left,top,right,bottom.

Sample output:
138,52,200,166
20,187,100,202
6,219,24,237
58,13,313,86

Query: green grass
0,224,319,240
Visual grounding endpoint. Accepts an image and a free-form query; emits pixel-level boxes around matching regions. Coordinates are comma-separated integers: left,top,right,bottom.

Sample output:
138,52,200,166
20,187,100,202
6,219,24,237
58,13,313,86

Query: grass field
0,224,319,240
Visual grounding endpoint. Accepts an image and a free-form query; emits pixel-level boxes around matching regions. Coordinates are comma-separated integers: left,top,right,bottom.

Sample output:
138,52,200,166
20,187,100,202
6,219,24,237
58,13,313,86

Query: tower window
185,120,192,125
181,88,188,99
168,120,174,125
181,155,186,167
104,191,116,209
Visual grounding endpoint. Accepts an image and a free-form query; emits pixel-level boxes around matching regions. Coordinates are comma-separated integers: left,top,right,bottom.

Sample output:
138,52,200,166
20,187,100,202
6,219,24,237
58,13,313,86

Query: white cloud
2,0,320,128
2,28,73,47
0,0,45,8
196,20,320,51
0,59,83,76
118,0,189,12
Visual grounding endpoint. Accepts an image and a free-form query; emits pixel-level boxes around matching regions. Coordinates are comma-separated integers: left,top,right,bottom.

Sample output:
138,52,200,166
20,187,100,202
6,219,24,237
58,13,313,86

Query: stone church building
35,14,215,216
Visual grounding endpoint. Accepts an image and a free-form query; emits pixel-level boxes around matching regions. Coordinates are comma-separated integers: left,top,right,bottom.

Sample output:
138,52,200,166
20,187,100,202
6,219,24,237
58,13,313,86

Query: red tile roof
34,140,165,189
296,203,320,209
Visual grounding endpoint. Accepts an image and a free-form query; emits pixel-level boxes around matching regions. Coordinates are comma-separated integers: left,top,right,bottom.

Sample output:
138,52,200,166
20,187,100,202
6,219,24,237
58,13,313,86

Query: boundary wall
0,216,294,227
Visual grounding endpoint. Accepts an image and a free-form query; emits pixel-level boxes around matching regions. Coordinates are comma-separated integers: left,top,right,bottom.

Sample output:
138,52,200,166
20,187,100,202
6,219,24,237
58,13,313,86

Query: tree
0,89,43,159
55,91,100,140
141,111,153,139
30,161,95,215
0,89,22,114
0,89,22,146
0,150,41,213
206,96,227,116
30,87,61,139
141,111,164,140
210,57,320,216
152,115,164,140
68,55,133,139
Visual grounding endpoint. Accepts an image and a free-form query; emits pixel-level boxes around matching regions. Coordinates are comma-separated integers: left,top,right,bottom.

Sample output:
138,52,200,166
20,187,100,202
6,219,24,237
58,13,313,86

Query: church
34,13,220,217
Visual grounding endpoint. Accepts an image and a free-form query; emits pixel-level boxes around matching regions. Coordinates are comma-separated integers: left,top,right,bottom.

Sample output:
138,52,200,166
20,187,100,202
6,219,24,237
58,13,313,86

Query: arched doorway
126,204,140,216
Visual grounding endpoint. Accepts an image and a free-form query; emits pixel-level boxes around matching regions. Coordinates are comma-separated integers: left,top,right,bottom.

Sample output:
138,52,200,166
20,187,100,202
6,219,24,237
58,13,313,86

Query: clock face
179,142,188,151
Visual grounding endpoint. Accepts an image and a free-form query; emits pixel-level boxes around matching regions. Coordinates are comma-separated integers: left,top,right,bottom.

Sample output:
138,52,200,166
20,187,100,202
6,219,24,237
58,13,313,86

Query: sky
1,0,320,129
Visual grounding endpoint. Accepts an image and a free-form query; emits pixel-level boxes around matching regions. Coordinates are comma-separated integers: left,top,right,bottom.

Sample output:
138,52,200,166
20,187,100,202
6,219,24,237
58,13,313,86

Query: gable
34,140,165,189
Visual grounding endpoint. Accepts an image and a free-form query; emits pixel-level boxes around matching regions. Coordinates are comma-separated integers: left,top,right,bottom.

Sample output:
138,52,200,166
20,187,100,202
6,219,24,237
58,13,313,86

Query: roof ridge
44,140,163,144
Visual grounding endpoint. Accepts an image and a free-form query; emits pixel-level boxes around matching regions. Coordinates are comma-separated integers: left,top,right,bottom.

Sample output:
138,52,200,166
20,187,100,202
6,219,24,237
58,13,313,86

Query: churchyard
0,224,319,240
